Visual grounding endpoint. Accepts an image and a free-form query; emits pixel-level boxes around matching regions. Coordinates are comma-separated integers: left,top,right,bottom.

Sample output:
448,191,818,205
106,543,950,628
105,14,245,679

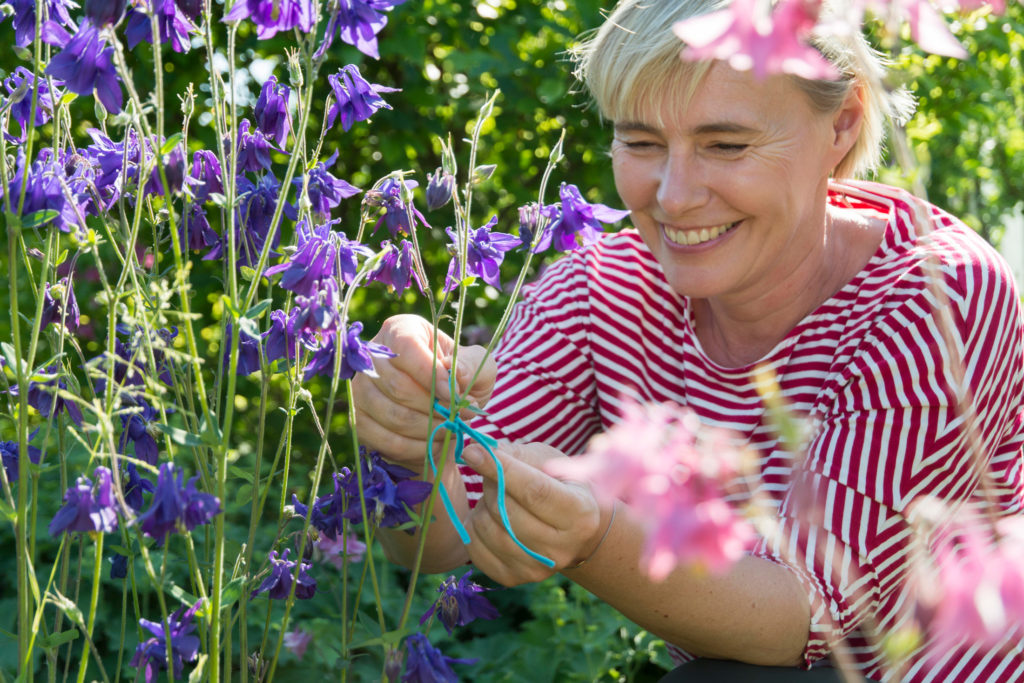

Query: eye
711,143,747,153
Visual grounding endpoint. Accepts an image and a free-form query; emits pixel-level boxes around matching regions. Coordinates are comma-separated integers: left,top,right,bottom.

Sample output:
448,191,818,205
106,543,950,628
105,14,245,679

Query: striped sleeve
755,233,1024,670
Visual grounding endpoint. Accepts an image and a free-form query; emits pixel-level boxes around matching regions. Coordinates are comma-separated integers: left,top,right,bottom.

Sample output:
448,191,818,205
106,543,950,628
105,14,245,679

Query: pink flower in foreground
673,0,837,80
283,629,313,660
867,0,968,57
316,532,367,568
546,401,754,580
915,514,1024,650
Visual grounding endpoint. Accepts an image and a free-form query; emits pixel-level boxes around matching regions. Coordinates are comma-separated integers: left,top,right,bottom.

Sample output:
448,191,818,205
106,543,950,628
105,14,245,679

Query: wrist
565,501,618,571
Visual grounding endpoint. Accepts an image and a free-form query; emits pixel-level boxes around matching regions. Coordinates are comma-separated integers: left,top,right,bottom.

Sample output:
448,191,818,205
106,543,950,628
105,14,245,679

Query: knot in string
427,399,555,568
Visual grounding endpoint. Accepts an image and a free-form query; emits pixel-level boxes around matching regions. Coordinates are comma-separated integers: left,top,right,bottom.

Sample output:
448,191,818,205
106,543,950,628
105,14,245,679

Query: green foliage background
1,1,1022,681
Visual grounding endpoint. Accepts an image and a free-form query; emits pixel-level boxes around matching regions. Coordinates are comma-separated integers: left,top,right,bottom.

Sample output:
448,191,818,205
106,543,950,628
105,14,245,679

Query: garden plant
0,0,1022,681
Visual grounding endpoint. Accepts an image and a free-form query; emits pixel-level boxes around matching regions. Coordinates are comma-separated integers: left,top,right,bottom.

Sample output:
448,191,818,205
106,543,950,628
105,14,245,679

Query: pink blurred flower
546,401,753,580
283,629,313,660
316,532,367,568
915,515,1024,649
867,0,968,57
673,0,837,80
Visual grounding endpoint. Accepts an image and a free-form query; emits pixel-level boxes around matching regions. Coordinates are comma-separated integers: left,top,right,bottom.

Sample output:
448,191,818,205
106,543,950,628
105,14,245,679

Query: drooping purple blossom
369,176,428,239
287,153,361,221
231,119,279,174
224,0,315,39
292,276,343,337
123,0,194,54
420,570,499,634
402,633,475,683
283,629,313,659
43,19,124,113
317,0,407,60
208,173,282,267
316,532,367,567
325,64,399,132
292,468,352,541
123,463,155,512
517,201,559,253
543,183,631,252
223,322,265,376
250,549,317,600
136,462,221,539
368,240,422,294
340,449,431,529
266,221,373,297
130,600,203,683
110,552,129,579
1,436,42,483
145,141,187,197
425,167,455,211
180,204,220,256
188,149,224,202
40,277,80,332
119,399,161,465
4,149,80,234
303,321,396,381
444,217,521,291
84,0,128,26
81,127,142,207
254,75,291,143
48,466,119,536
21,367,85,427
4,0,76,48
3,67,56,142
264,308,302,365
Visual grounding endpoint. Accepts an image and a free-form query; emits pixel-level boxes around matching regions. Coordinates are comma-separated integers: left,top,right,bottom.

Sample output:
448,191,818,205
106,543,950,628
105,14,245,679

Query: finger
352,375,436,440
376,316,457,401
466,505,555,586
447,344,497,407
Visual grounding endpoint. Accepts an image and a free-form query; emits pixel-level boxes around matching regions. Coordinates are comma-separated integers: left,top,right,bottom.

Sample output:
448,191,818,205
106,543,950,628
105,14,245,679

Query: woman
352,0,1024,680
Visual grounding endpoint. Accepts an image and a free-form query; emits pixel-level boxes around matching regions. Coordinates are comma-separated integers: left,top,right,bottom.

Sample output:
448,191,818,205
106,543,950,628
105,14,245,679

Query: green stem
75,533,104,683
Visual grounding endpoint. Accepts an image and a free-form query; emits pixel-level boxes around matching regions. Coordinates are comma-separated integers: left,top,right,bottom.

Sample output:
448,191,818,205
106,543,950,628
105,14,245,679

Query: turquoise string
427,400,555,568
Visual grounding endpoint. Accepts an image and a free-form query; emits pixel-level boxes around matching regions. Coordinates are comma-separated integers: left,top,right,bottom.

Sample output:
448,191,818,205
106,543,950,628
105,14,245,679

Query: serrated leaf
40,629,79,650
153,423,205,447
160,133,183,156
21,209,58,228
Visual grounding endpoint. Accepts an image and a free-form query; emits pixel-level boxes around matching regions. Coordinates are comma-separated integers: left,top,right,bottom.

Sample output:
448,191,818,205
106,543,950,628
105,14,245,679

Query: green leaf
218,577,246,609
20,209,58,228
228,465,254,484
153,423,206,447
40,630,79,650
160,133,183,156
55,248,69,266
167,583,198,607
188,654,208,683
244,298,272,320
0,498,16,523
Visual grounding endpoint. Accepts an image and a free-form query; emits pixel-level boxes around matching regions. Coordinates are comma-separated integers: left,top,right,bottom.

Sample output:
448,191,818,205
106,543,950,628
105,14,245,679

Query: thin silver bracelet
566,501,618,570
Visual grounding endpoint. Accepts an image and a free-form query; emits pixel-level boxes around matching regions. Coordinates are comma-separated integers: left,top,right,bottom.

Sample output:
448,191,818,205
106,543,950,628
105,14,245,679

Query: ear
828,83,865,167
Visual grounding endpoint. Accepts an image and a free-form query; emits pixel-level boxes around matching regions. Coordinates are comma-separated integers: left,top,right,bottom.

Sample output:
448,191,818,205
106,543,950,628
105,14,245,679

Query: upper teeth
665,222,735,246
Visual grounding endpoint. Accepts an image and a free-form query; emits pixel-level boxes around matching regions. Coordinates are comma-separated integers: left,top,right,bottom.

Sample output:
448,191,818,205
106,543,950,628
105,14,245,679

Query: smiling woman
353,0,1024,681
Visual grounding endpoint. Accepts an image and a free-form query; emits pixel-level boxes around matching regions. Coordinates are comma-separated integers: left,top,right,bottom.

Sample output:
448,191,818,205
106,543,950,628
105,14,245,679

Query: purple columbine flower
4,0,76,48
283,629,313,660
341,449,431,529
369,240,422,295
292,468,352,540
544,183,631,252
181,204,220,256
144,140,187,197
231,119,279,174
4,149,79,234
316,532,367,567
369,176,428,239
110,552,129,579
264,308,302,365
84,0,127,26
223,322,265,376
124,0,193,54
0,436,42,483
21,367,84,427
43,19,123,113
292,276,343,337
254,75,291,143
303,321,396,381
188,149,223,203
402,633,475,683
266,221,373,297
517,201,558,253
119,399,161,465
325,64,399,132
48,466,119,536
136,462,221,539
316,0,407,60
420,570,499,634
82,127,141,206
250,549,317,600
444,216,521,291
425,168,455,211
130,600,203,683
3,67,56,142
123,463,155,513
208,173,282,267
287,153,360,221
224,0,314,39
40,278,80,332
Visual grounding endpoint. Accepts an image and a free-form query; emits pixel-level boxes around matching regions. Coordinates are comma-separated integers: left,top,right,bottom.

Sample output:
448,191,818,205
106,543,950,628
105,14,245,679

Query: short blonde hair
573,0,914,179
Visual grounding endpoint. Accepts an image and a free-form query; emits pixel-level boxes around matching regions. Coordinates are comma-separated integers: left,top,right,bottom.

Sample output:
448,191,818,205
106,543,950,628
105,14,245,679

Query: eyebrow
613,121,759,136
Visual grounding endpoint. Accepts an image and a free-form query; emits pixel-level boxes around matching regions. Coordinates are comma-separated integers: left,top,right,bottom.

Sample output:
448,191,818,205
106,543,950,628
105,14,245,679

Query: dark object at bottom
659,659,870,682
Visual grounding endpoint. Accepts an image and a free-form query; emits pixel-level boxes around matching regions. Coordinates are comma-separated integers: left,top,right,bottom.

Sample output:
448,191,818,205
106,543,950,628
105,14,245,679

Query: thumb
451,345,497,407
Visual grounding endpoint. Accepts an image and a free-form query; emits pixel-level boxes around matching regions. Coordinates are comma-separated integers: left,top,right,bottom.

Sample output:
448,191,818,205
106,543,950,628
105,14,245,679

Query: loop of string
426,399,555,568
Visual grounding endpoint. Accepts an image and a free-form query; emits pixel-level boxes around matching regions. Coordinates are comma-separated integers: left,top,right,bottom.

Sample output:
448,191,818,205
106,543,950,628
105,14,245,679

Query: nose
656,148,710,218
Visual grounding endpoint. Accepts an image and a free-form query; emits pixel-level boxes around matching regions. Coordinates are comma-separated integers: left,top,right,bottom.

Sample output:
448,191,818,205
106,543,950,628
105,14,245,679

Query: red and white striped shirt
464,180,1024,681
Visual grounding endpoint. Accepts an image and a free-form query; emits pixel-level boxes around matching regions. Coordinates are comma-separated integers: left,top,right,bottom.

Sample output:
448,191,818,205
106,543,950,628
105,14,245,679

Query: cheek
611,155,648,208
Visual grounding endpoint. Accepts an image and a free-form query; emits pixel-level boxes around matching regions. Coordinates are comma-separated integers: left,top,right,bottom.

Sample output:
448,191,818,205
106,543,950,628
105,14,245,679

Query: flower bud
84,0,126,26
425,167,455,211
471,164,496,185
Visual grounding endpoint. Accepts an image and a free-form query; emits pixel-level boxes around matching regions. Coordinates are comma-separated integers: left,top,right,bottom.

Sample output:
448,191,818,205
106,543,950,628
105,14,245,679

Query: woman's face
611,62,855,304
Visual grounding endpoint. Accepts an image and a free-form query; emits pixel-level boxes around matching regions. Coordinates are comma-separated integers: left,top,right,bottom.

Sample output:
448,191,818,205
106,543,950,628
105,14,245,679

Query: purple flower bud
40,278,80,333
175,0,204,22
110,553,129,579
425,168,455,211
254,75,291,143
48,466,119,536
188,149,224,202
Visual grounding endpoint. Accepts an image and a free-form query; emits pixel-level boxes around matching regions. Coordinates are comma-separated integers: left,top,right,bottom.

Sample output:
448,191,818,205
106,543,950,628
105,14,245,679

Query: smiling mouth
664,221,738,246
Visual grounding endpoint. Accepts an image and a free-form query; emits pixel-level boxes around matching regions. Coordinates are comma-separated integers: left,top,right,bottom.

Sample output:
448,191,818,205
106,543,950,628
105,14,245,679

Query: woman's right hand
351,314,497,471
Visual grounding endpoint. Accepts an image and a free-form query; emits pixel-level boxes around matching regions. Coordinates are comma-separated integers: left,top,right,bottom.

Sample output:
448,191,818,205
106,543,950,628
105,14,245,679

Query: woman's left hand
461,441,606,586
